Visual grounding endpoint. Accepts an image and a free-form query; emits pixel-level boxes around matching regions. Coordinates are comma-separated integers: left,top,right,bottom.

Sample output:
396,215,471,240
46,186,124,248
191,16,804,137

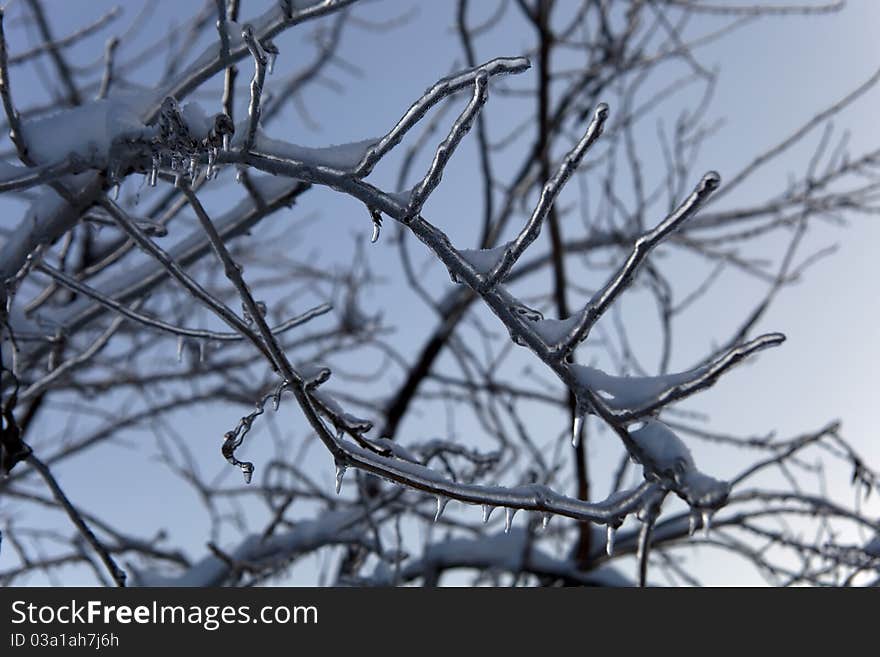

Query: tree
0,0,878,587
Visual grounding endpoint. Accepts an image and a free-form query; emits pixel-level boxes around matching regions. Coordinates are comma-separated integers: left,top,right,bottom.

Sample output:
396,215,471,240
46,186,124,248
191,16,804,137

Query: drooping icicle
112,183,120,201
223,133,231,151
240,462,254,484
206,149,216,180
335,463,346,495
702,509,713,538
150,155,159,187
571,414,585,448
688,510,698,537
606,525,616,556
268,52,277,75
504,508,517,533
482,504,493,524
189,155,198,179
541,513,551,531
370,221,381,243
176,335,184,362
434,496,448,523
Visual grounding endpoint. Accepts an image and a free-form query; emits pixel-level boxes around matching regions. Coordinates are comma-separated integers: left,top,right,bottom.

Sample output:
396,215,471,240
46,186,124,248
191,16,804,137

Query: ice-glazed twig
561,170,721,352
19,309,130,402
485,102,609,286
0,9,33,166
353,57,530,178
0,158,88,192
241,24,268,154
99,197,275,365
215,0,231,61
35,261,330,345
96,36,119,100
600,332,786,421
27,454,127,586
405,72,489,220
182,185,292,377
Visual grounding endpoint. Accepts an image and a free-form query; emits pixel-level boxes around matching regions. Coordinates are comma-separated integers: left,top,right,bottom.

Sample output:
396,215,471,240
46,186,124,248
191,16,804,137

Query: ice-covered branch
404,72,489,220
485,102,610,286
241,24,268,154
561,170,721,352
353,57,530,178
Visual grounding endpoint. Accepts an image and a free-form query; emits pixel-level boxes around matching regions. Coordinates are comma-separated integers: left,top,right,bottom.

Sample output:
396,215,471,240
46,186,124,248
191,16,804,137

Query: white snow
180,102,214,141
630,419,694,472
22,92,155,164
458,244,508,275
630,419,729,508
571,364,703,410
252,132,378,171
133,509,365,586
531,314,581,345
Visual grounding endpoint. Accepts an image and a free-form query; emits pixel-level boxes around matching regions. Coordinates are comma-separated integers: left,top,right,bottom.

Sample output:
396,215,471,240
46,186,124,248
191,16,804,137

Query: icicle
198,340,205,363
149,156,159,187
606,525,616,556
370,221,381,243
504,508,517,533
176,336,184,362
541,513,551,531
702,509,713,538
240,462,254,484
235,169,244,184
268,52,277,74
112,183,120,201
482,504,493,524
571,414,585,448
223,133,231,151
273,384,286,411
189,155,198,178
434,496,448,523
335,463,346,494
447,268,461,285
174,172,183,188
688,510,698,537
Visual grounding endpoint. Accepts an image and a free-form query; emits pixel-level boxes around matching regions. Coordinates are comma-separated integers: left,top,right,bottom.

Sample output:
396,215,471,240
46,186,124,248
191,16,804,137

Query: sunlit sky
1,0,878,586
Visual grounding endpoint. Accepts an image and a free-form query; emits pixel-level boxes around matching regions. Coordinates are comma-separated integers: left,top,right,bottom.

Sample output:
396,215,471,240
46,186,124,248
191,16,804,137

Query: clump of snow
458,244,508,275
630,420,694,472
180,102,214,141
531,314,580,345
251,132,378,171
630,419,729,509
23,93,155,164
571,364,703,410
